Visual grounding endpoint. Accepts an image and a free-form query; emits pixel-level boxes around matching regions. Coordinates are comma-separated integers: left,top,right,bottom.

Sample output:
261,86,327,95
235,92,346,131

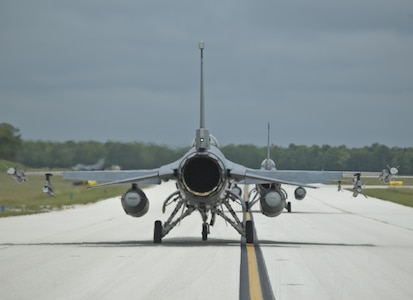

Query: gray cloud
1,0,412,147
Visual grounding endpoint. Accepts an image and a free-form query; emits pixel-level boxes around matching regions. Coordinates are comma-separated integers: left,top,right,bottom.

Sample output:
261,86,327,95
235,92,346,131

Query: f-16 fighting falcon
8,42,345,243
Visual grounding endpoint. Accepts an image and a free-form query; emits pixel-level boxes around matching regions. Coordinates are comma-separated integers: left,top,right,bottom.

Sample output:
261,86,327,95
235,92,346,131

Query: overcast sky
1,1,412,148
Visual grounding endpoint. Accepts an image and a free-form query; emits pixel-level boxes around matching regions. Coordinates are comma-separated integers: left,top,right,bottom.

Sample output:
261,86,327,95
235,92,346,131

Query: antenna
195,41,210,151
267,122,270,160
199,40,205,129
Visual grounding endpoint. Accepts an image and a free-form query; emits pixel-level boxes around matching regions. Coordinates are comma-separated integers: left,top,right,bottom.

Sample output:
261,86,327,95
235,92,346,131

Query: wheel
246,220,254,244
287,201,292,213
245,201,249,211
202,223,208,241
154,220,163,243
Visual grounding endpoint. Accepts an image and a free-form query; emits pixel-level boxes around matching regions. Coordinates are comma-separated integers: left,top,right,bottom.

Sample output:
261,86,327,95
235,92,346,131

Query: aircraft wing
342,171,380,177
228,161,343,187
62,160,180,186
24,171,64,176
63,170,161,185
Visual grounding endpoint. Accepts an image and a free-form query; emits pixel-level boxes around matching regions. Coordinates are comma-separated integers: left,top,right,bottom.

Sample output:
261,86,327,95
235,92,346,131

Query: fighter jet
7,42,343,244
60,42,344,243
351,173,367,198
72,158,105,171
7,167,27,183
248,123,306,213
379,165,399,184
43,173,55,197
339,165,399,196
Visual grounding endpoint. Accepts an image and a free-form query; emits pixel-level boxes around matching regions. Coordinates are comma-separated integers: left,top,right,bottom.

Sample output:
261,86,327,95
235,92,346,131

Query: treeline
17,141,188,170
2,123,411,174
15,141,413,175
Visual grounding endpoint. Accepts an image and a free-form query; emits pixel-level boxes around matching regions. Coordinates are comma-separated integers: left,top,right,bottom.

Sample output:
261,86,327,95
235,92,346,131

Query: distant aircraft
248,123,306,213
72,158,105,171
6,159,104,190
379,165,399,184
43,173,55,197
339,165,400,197
7,167,27,183
7,42,344,243
351,173,366,198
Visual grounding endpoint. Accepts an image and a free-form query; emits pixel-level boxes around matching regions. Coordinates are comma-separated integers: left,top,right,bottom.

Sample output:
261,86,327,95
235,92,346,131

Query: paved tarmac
1,182,412,299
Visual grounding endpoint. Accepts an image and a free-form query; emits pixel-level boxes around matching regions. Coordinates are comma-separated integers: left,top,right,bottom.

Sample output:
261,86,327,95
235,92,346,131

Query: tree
0,123,22,161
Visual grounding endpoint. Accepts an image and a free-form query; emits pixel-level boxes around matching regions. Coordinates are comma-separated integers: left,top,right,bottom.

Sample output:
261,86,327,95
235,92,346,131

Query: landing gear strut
153,189,247,243
286,201,292,213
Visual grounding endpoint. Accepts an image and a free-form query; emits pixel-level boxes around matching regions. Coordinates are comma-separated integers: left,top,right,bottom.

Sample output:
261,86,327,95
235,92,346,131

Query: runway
1,182,412,299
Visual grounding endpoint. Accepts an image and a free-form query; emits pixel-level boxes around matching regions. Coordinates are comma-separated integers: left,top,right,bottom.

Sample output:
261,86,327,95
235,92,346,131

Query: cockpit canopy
261,158,276,170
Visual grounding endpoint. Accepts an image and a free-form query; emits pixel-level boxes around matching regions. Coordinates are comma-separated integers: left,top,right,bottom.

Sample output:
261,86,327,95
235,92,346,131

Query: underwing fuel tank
294,187,306,200
259,189,286,217
121,186,149,217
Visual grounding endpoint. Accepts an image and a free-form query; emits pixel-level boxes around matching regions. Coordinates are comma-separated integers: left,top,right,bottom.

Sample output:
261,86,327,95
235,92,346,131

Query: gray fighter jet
8,42,343,243
248,123,307,214
72,158,105,171
61,42,343,243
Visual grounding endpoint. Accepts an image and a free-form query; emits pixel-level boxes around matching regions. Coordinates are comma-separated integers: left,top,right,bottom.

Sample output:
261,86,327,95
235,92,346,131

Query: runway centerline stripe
240,209,275,300
246,239,263,299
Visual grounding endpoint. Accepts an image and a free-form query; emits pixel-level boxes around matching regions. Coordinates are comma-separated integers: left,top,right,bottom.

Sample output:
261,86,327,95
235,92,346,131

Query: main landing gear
153,189,253,244
154,218,254,244
286,201,292,213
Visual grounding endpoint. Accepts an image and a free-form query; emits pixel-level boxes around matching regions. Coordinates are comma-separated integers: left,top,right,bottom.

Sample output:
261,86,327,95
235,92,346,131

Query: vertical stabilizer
196,40,210,151
261,122,276,170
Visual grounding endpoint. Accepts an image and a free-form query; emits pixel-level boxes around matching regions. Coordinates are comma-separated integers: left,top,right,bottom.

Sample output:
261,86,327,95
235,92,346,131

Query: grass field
337,173,413,208
0,160,129,217
363,188,413,208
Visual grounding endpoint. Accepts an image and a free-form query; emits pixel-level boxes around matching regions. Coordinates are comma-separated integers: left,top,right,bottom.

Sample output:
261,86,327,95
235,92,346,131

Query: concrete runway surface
1,182,412,300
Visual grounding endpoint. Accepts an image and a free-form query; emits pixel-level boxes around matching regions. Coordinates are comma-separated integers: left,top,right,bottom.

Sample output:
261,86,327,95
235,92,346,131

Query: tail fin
261,122,276,170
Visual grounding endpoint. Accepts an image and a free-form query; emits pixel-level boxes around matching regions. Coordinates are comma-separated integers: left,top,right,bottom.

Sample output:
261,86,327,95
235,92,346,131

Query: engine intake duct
181,155,223,197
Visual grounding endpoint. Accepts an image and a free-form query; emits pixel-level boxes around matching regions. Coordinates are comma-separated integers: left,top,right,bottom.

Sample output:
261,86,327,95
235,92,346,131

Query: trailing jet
379,165,399,184
339,165,400,197
7,167,27,183
72,158,105,171
248,123,306,214
7,42,344,244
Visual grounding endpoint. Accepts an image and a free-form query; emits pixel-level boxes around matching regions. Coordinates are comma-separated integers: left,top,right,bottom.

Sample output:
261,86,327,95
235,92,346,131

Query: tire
287,201,292,213
154,220,163,244
202,223,208,241
246,220,254,244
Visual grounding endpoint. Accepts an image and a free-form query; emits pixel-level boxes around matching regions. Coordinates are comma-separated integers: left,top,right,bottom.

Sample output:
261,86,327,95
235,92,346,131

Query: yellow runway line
245,211,263,300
